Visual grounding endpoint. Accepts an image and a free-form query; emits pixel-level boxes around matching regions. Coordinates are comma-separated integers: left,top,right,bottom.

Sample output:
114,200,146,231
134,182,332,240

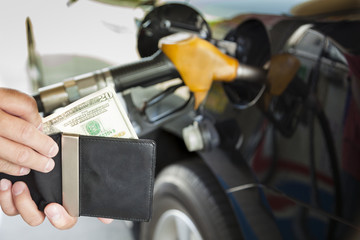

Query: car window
296,30,324,57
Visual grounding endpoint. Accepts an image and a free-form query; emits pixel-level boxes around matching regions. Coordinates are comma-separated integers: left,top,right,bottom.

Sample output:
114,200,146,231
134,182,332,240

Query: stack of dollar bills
42,87,138,139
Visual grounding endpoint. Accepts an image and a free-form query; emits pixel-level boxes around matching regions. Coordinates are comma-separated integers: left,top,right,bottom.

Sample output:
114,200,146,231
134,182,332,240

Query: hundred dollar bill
42,87,138,139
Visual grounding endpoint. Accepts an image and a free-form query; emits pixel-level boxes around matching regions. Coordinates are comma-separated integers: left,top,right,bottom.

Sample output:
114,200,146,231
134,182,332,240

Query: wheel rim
153,209,203,240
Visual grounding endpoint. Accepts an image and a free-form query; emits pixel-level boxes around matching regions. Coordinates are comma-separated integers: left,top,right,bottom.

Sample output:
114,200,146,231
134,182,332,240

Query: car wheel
140,160,243,240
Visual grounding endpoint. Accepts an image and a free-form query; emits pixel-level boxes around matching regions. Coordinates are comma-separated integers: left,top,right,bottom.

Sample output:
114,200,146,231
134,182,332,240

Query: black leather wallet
0,133,156,222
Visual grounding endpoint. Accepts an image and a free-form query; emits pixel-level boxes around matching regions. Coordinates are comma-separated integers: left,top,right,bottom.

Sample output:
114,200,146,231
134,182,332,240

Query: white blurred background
0,0,141,239
0,0,140,93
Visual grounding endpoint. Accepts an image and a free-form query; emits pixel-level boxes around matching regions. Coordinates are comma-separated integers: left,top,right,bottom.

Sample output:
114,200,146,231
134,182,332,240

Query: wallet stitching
80,213,150,222
79,139,83,215
82,137,155,146
79,138,155,221
148,140,156,220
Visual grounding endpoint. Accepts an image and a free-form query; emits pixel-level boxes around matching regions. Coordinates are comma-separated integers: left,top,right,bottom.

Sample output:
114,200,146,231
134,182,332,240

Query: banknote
42,87,138,139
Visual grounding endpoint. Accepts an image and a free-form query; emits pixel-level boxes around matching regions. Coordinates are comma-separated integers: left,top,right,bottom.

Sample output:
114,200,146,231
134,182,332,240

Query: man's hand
0,88,77,229
0,88,58,175
0,179,77,229
0,179,112,229
0,88,112,229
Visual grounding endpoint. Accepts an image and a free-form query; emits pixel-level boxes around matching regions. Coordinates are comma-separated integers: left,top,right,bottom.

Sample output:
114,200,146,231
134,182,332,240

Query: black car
16,0,360,239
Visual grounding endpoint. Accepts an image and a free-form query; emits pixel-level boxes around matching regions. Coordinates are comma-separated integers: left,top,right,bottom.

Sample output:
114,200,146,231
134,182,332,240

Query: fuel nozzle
35,69,114,114
159,33,267,109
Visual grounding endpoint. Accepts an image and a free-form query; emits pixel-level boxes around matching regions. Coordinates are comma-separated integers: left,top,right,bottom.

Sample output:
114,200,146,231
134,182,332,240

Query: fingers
0,88,42,128
0,159,30,176
0,110,59,158
11,182,45,226
44,203,78,230
0,88,58,175
0,179,18,216
10,181,45,226
0,180,78,230
0,136,55,174
98,217,114,224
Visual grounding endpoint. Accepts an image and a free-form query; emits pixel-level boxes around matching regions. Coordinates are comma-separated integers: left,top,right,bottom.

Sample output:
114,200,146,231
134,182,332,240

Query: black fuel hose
32,50,179,114
111,50,179,92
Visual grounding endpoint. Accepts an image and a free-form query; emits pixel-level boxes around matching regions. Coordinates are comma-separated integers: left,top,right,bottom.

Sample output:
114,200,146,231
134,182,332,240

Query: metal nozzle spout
37,68,114,114
236,64,267,84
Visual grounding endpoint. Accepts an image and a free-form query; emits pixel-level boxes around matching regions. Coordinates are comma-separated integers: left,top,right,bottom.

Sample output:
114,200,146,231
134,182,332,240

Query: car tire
140,160,243,240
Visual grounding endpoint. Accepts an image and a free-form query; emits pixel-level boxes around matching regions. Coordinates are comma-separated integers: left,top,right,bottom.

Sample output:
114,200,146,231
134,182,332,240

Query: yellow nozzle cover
261,53,301,110
160,33,238,109
267,53,301,96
